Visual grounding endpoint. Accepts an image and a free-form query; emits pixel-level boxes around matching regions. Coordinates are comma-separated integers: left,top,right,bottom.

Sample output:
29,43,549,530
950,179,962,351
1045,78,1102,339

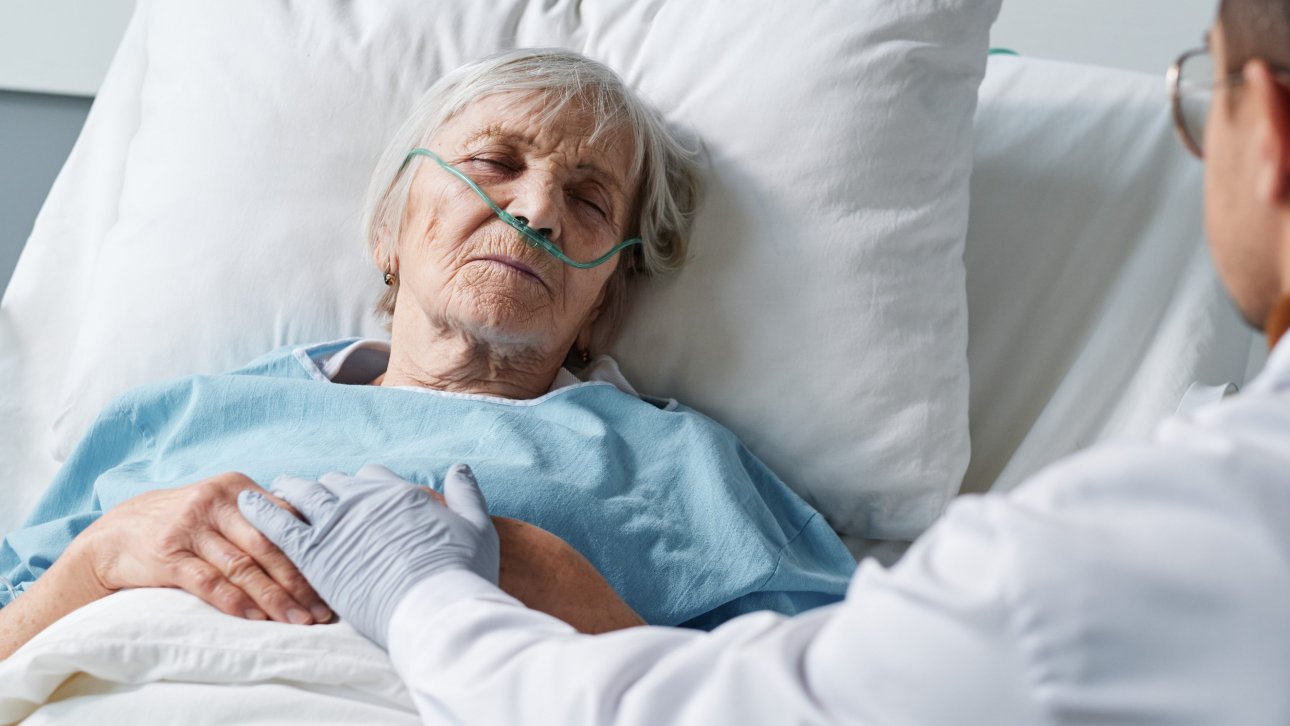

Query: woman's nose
513,216,552,239
506,176,562,243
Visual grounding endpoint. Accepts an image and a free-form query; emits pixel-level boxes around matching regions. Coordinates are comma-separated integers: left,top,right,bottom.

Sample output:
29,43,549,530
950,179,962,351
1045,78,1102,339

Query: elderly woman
0,49,855,658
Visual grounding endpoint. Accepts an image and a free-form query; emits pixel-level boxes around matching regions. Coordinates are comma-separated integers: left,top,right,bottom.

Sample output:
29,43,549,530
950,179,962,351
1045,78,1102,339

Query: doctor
240,4,1290,724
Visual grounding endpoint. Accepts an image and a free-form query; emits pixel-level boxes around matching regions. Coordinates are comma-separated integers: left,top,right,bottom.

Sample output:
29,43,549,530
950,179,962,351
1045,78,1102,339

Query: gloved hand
237,463,500,648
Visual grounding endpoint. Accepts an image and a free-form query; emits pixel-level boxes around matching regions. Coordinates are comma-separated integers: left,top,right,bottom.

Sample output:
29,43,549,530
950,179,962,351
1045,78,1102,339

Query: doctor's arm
241,466,1047,726
382,515,1048,726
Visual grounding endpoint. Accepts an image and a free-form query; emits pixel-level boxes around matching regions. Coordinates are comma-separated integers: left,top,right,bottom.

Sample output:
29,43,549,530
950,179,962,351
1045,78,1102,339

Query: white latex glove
237,463,500,648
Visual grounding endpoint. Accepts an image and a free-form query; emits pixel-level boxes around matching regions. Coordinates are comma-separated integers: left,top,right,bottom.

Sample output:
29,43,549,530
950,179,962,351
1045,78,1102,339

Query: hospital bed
0,1,1259,721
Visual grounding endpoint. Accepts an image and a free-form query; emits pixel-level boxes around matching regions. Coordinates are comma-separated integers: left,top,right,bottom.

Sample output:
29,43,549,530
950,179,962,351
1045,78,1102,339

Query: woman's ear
575,308,601,353
371,220,400,272
375,246,399,277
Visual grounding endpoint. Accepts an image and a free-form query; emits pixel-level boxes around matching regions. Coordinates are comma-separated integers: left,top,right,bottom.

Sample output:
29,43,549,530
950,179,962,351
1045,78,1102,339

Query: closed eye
569,185,611,219
468,156,518,174
578,196,607,218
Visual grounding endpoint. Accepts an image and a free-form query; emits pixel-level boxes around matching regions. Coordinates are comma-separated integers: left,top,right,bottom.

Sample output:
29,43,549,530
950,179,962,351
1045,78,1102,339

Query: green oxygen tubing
402,148,642,269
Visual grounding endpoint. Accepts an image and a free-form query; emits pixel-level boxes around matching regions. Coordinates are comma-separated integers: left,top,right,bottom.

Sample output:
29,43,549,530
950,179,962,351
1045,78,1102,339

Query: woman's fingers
213,480,331,622
169,553,265,621
216,495,330,624
83,473,333,626
223,500,332,623
192,531,317,625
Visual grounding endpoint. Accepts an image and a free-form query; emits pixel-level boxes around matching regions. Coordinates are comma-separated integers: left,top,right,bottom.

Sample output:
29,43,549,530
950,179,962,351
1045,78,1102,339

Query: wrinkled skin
379,91,639,398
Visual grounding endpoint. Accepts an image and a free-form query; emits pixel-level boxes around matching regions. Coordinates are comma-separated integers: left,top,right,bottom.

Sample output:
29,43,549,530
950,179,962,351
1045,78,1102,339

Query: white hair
361,47,703,352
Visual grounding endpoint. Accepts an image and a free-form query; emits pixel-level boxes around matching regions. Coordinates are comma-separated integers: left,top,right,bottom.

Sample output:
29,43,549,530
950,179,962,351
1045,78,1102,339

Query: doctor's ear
1248,60,1290,203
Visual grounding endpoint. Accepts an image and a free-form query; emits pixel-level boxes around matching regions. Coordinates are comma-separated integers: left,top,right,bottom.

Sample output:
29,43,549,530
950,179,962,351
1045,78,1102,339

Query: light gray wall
0,0,135,96
0,90,91,293
992,0,1218,75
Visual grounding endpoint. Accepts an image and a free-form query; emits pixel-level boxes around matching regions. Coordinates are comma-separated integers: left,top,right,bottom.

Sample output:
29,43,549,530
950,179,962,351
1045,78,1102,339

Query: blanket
0,589,422,725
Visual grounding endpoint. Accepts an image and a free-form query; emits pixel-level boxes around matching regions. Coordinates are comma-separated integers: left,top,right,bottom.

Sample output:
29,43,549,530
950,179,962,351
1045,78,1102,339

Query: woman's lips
475,255,548,289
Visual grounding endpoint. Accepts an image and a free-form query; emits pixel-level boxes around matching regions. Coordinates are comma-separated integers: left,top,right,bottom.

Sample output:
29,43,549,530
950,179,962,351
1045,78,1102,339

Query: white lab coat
386,339,1290,726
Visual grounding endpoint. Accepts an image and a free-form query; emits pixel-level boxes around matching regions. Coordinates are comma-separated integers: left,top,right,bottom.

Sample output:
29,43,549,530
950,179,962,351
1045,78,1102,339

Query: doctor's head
361,49,701,367
1175,0,1290,331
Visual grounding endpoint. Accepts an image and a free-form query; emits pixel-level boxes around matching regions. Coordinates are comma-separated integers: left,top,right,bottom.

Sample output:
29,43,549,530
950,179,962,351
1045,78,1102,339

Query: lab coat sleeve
385,498,1050,726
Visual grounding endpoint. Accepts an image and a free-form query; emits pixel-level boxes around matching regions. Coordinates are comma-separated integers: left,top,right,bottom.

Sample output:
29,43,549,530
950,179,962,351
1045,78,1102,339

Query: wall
0,0,134,294
992,0,1219,76
0,0,1224,93
0,92,94,292
0,0,136,96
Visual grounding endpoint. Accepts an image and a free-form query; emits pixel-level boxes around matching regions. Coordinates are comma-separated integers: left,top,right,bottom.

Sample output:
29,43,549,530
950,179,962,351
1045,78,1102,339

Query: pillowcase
52,0,1000,542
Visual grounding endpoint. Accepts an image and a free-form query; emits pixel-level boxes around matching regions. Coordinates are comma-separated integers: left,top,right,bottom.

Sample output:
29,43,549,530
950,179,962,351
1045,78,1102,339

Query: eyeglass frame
1168,46,1290,159
1167,47,1245,159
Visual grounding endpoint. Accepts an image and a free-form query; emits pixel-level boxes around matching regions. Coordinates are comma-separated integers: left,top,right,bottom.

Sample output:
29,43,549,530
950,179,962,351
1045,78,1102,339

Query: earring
580,348,591,366
384,271,397,286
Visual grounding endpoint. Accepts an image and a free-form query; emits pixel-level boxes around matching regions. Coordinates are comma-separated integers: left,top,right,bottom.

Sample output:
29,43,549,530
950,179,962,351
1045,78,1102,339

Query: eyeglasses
1167,47,1240,159
1168,46,1290,159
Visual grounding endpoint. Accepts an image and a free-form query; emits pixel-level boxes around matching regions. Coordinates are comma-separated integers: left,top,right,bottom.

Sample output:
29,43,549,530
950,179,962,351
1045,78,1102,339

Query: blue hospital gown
0,339,857,628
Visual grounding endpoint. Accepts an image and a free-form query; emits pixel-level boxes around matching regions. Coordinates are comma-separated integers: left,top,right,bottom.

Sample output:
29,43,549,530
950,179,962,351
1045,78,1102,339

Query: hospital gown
0,339,856,628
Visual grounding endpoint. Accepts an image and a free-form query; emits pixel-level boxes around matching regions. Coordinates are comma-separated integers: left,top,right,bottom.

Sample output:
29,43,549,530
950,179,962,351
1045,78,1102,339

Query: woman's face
392,91,636,356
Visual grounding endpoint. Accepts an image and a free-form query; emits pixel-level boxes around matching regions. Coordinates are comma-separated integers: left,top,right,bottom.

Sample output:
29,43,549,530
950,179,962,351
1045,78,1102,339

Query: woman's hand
75,472,331,625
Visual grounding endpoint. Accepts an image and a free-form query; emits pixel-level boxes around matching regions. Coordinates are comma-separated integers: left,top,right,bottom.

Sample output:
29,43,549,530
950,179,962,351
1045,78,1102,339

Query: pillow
51,0,1000,543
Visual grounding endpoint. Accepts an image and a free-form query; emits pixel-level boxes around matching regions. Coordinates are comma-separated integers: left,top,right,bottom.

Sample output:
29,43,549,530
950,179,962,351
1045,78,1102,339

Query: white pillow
52,0,999,542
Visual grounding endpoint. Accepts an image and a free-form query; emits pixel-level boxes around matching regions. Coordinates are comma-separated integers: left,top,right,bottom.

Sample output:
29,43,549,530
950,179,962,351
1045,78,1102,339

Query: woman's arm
0,536,108,659
415,486,641,633
494,517,645,633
